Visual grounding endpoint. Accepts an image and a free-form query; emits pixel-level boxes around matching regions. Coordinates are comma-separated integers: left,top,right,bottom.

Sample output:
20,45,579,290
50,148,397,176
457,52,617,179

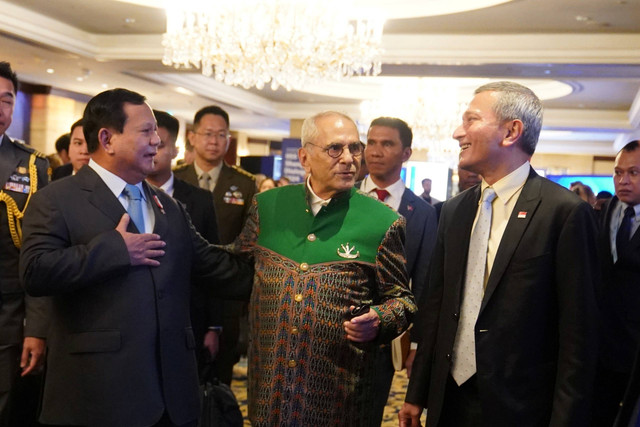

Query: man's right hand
398,402,423,427
116,214,165,266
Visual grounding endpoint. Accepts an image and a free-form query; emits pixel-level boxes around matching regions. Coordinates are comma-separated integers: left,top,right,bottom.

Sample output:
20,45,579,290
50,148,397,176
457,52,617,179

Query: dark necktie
375,188,390,202
617,206,635,259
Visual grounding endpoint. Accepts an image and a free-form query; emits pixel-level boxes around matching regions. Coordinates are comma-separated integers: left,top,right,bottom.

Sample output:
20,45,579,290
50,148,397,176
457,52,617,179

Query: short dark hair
82,88,146,153
369,117,413,149
70,119,83,134
193,105,229,129
153,110,180,142
0,62,18,93
55,133,70,153
619,140,639,154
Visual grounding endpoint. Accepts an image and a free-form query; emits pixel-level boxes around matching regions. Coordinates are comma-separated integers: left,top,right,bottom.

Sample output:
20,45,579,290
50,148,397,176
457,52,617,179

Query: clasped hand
116,214,165,266
343,305,380,342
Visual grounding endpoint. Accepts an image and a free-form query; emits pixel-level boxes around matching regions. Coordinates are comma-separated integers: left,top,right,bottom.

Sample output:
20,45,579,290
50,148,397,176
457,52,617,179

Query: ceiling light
46,68,55,74
161,0,384,91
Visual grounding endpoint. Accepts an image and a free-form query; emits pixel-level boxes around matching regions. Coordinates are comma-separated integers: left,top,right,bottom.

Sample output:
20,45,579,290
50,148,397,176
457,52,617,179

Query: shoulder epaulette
11,139,47,158
231,165,255,180
172,163,190,172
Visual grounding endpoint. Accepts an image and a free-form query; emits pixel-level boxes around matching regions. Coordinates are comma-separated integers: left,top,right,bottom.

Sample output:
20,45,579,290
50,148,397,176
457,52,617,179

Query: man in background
433,167,482,220
593,140,640,426
51,119,90,180
0,61,49,426
360,116,437,382
147,109,222,370
174,105,255,384
420,178,439,205
400,81,599,426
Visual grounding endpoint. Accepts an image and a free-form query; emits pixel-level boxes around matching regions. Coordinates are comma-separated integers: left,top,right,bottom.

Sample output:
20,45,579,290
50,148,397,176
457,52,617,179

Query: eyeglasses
194,131,230,140
305,142,364,158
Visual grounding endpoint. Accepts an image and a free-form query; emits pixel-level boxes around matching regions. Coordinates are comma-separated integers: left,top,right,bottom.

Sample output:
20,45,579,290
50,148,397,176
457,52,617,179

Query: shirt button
300,262,309,271
294,294,303,302
288,360,297,368
291,327,299,334
307,233,316,242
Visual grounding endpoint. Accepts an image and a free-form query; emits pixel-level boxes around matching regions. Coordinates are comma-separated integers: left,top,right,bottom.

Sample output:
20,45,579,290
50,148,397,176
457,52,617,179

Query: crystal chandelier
162,0,384,91
360,80,466,166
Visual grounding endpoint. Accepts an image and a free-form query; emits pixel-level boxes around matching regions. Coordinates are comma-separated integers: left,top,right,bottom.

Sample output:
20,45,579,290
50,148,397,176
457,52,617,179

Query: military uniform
229,184,416,426
0,135,49,425
174,162,255,383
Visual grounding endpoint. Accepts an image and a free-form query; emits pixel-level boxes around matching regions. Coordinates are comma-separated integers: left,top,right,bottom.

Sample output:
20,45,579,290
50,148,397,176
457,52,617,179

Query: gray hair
301,111,357,146
475,81,543,156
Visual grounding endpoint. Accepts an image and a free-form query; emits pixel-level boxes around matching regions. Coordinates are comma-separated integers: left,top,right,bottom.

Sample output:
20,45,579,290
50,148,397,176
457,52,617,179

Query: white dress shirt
360,176,406,212
476,161,530,282
609,201,640,262
89,159,155,233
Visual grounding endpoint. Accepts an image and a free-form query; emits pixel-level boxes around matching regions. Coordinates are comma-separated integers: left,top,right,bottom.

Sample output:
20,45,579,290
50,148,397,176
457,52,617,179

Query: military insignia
3,170,31,193
223,187,245,205
337,243,360,259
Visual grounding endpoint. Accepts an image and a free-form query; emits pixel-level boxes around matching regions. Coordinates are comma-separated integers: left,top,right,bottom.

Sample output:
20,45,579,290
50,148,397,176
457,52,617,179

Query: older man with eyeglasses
226,111,416,426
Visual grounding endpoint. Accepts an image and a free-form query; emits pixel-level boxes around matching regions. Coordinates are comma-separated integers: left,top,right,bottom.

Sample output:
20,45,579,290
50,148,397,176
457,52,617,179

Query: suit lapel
481,170,541,313
398,189,415,223
81,167,128,227
146,183,168,237
0,135,20,188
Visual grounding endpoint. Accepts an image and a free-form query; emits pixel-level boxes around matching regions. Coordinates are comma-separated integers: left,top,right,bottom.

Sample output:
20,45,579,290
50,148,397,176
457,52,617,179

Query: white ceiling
0,0,639,155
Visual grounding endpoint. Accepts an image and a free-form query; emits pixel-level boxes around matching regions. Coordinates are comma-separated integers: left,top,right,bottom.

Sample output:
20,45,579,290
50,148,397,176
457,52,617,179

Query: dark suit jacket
615,348,640,427
19,166,251,427
406,169,599,427
598,197,640,373
174,162,255,244
172,177,223,342
398,188,437,307
0,135,49,344
51,163,72,181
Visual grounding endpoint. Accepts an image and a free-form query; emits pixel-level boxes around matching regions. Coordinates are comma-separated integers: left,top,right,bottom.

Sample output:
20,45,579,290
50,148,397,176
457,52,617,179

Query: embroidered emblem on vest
337,243,360,259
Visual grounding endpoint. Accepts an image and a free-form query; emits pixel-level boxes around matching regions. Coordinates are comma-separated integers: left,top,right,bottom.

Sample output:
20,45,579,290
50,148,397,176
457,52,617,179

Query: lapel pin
517,211,527,219
152,195,165,214
407,204,414,212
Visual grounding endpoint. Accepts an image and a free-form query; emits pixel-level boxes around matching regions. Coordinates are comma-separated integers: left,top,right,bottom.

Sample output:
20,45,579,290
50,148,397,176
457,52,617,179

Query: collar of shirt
158,173,175,197
88,159,147,203
306,176,331,216
0,134,4,146
481,161,530,207
610,200,640,262
361,175,405,211
194,161,223,187
89,159,154,232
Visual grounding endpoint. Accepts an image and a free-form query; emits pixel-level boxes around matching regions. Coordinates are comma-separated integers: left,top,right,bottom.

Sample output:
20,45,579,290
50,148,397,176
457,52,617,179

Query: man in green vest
229,111,416,426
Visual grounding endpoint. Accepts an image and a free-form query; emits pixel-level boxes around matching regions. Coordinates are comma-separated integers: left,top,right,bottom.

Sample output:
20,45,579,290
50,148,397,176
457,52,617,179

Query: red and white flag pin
517,211,527,219
152,195,165,214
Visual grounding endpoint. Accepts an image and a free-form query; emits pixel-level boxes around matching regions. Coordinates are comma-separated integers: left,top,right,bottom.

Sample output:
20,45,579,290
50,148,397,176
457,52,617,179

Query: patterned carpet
229,358,427,426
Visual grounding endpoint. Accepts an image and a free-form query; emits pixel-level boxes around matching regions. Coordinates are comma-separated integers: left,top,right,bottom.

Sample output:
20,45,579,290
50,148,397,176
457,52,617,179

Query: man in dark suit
0,61,49,426
147,109,223,369
399,81,599,427
19,88,251,427
360,116,437,424
174,105,255,385
594,140,640,426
